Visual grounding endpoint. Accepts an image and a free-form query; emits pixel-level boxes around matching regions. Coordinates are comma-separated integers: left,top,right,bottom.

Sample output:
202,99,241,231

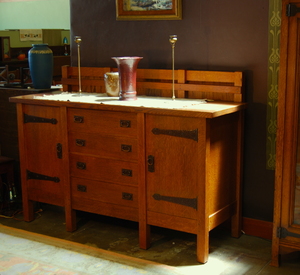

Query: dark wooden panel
0,87,55,160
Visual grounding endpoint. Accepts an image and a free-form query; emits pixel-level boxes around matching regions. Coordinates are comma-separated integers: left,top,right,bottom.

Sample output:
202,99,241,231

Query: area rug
0,225,183,275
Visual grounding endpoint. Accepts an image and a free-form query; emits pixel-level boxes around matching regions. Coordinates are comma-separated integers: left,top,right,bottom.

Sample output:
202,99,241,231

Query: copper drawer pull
121,144,132,152
120,120,131,128
74,115,84,123
122,192,133,201
76,139,86,147
76,162,86,170
77,185,87,192
122,169,132,177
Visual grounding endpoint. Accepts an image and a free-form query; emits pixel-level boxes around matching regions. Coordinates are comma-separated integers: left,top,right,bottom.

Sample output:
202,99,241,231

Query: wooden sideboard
10,68,245,263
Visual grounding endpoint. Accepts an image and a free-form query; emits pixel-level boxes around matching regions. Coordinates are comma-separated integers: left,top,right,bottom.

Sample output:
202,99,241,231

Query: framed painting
116,0,182,20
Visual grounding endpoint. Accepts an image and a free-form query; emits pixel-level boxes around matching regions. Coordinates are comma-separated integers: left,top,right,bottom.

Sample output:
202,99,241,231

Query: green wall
0,0,70,30
0,0,70,47
0,29,70,47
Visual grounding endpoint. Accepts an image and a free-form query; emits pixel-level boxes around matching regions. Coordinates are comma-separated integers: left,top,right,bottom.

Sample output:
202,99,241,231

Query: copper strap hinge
153,193,197,210
27,170,60,183
286,3,300,17
24,113,57,124
277,227,300,239
152,128,198,142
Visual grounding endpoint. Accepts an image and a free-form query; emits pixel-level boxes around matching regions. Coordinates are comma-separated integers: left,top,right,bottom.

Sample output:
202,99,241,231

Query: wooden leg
270,227,280,267
65,208,77,232
139,223,151,249
231,110,243,239
270,252,280,267
231,210,242,238
196,230,209,264
22,199,34,222
137,112,149,249
21,169,34,222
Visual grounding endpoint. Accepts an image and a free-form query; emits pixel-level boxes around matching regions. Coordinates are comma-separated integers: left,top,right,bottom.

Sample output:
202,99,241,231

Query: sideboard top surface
9,92,246,118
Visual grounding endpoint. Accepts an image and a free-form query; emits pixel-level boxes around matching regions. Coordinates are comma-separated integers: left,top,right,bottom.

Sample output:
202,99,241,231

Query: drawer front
68,108,137,136
70,154,138,185
68,132,138,160
71,177,138,208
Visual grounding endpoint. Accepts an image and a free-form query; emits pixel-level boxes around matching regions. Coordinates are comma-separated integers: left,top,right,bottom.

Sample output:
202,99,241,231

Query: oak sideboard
10,68,245,263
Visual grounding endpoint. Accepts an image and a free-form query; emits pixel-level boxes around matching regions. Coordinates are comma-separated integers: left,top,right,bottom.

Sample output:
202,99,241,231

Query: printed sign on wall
20,29,43,41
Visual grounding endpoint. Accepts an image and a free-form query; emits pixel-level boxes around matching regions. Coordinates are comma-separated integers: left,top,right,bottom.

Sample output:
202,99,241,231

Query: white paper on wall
20,29,43,41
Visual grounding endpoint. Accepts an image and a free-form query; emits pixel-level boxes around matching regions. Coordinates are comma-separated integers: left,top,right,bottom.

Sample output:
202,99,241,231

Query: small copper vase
112,56,143,101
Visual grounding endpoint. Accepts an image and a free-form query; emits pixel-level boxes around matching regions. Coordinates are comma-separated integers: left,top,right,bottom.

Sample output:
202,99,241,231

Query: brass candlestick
169,35,177,100
74,36,82,93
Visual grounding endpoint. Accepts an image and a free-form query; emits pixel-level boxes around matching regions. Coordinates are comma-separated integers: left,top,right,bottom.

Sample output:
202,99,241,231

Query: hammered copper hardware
24,113,57,124
152,193,197,210
77,184,87,192
76,162,86,170
147,155,155,172
122,192,133,201
122,169,132,177
120,120,131,128
26,170,60,183
121,144,132,152
152,128,198,142
277,227,300,239
75,139,86,147
286,3,300,16
74,115,84,123
56,143,62,159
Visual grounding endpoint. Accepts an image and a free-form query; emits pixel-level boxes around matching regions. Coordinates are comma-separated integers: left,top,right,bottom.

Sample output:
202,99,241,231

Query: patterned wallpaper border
267,0,281,170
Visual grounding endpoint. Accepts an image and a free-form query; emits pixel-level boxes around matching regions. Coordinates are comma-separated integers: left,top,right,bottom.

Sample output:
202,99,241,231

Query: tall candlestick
169,35,177,100
74,36,82,93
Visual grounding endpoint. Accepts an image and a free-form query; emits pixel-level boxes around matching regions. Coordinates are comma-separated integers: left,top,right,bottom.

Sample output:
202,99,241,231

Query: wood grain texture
61,66,243,103
12,67,245,264
272,0,300,267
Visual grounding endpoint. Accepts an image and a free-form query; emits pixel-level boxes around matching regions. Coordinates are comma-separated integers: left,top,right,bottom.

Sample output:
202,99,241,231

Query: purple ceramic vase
112,56,143,101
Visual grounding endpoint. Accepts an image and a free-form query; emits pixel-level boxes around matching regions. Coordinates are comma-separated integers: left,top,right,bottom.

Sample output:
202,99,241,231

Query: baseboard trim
242,217,272,240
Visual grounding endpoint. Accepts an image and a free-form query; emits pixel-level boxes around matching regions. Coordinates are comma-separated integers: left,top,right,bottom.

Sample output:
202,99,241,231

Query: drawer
68,108,137,136
71,177,138,208
68,132,138,160
70,154,138,185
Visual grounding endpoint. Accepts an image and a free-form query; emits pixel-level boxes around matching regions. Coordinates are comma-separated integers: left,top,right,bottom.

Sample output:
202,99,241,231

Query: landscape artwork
124,0,173,11
116,0,181,20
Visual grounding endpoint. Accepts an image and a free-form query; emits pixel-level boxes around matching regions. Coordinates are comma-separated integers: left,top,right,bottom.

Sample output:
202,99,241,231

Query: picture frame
116,0,182,20
0,37,11,61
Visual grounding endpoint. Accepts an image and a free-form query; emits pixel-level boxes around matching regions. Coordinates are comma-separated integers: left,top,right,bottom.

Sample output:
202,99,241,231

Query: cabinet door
272,0,300,266
146,114,204,220
277,6,300,236
21,104,66,206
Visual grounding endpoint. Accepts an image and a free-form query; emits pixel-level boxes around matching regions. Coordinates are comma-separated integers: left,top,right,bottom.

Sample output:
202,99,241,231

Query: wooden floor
0,203,300,274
